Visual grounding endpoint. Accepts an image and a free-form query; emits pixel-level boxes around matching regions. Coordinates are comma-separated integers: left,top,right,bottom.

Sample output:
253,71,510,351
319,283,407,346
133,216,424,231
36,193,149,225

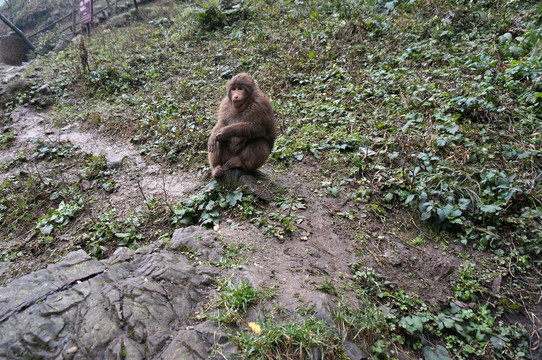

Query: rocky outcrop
0,78,28,107
106,12,132,27
0,35,24,66
0,223,367,359
0,226,233,360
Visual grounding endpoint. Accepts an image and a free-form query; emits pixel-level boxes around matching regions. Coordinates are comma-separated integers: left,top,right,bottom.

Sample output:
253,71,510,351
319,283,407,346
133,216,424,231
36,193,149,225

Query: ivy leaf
480,204,502,213
399,315,426,334
39,223,54,235
180,215,193,226
419,200,434,220
436,137,448,147
226,191,243,206
423,345,452,360
200,210,220,226
328,187,339,197
437,204,455,222
491,335,508,349
115,232,131,238
458,198,470,210
421,211,432,220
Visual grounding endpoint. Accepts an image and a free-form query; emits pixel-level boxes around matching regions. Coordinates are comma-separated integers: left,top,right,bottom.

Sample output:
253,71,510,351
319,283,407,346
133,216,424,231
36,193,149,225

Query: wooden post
104,0,111,15
72,9,76,35
0,12,36,51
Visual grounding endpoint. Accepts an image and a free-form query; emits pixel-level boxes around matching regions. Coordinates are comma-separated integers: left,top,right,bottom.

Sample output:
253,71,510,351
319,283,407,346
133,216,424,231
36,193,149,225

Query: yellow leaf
248,322,261,334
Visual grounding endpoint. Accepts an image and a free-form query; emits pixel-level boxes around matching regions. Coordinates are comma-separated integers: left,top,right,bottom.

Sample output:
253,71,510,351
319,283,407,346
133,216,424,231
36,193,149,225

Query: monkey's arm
208,133,219,152
216,121,268,141
208,123,224,152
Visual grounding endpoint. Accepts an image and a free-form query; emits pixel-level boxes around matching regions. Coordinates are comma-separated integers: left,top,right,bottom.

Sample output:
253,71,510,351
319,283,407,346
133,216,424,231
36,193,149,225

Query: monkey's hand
214,128,227,142
208,135,219,152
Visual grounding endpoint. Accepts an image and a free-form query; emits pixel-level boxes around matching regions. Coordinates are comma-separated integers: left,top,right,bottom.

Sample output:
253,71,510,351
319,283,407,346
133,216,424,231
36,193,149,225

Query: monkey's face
230,86,247,108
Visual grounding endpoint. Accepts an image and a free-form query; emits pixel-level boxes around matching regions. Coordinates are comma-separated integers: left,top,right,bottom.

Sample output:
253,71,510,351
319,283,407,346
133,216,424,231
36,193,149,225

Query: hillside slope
1,0,541,358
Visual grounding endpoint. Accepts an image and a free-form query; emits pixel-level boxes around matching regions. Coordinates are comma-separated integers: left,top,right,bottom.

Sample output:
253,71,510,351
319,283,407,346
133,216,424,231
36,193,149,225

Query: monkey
208,73,278,178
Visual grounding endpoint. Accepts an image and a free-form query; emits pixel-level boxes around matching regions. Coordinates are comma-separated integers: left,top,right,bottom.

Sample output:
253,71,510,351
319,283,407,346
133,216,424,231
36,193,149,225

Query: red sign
79,0,92,25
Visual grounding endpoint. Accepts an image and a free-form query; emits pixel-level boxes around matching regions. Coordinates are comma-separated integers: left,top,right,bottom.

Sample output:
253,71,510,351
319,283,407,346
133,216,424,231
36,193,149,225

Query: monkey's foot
211,166,224,178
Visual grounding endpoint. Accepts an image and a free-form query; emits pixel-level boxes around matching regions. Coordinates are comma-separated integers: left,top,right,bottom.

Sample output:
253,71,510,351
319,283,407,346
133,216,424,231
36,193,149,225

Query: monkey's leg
209,142,233,178
224,139,271,172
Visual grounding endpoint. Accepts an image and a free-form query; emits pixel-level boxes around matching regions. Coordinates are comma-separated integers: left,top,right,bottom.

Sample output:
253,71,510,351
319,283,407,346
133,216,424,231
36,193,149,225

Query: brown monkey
208,73,277,178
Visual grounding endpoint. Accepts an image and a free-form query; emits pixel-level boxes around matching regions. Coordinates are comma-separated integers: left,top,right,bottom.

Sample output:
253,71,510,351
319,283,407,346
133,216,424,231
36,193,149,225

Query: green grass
206,277,262,324
206,278,345,359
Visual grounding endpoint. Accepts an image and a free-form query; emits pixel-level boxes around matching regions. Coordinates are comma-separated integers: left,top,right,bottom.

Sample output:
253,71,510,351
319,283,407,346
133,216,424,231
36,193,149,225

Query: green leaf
399,315,426,334
423,345,452,360
480,204,502,213
437,204,455,222
405,194,415,205
226,191,243,206
458,198,470,210
442,317,455,329
436,137,448,147
328,187,339,197
308,51,316,59
180,216,193,226
40,223,54,235
491,335,508,349
420,211,432,220
115,232,131,238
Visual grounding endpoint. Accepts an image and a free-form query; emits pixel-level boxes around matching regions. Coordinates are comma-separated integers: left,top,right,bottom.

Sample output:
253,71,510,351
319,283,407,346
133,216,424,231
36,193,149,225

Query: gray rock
314,296,336,327
71,34,84,46
343,339,369,360
0,250,104,323
53,39,68,52
239,173,275,202
106,13,131,27
29,83,53,106
161,329,210,360
217,169,275,202
37,83,52,95
0,35,24,66
106,156,124,169
168,226,224,261
0,78,29,106
161,321,237,360
0,227,224,360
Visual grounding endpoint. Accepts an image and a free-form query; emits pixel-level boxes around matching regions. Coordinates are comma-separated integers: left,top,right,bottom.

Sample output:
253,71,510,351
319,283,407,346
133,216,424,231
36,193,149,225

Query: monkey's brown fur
208,73,277,178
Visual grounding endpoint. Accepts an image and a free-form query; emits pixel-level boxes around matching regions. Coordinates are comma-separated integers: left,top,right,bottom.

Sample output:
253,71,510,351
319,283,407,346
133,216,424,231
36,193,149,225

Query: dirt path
3,105,198,210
